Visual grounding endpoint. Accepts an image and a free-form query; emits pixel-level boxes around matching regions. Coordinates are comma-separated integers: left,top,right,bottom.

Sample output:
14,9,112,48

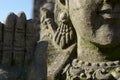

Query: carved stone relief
0,0,119,80
40,0,120,80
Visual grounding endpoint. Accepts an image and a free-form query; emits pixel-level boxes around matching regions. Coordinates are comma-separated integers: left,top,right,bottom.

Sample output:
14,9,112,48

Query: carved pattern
54,22,76,49
65,59,120,80
40,2,56,40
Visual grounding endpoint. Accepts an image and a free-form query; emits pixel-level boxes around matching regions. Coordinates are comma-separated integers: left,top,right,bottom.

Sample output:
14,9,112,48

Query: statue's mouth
98,9,120,19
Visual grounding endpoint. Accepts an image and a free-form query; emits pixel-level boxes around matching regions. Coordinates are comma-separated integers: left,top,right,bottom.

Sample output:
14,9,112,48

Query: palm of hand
0,12,37,80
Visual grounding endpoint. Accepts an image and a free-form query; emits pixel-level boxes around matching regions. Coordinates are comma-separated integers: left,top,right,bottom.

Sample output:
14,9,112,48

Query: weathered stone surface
44,0,120,80
14,12,26,67
68,0,120,62
25,19,37,66
28,41,48,80
0,0,119,80
54,22,76,49
0,12,38,80
2,13,16,65
33,0,55,24
40,2,56,39
48,43,76,80
40,2,58,67
0,65,25,80
65,59,120,80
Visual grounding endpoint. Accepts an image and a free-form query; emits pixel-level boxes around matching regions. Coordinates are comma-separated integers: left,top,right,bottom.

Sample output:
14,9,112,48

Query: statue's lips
98,10,120,19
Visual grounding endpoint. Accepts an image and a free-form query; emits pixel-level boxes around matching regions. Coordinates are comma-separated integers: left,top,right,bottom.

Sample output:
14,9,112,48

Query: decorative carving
53,4,76,49
40,0,77,49
51,0,120,80
66,59,120,80
40,2,56,40
54,21,76,49
0,0,120,80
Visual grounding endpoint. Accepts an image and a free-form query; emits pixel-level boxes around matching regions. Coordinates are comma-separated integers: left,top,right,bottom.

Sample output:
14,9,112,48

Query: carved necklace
65,59,120,80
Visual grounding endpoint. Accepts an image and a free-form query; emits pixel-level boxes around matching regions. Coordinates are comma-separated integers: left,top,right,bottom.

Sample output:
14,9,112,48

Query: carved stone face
68,0,120,47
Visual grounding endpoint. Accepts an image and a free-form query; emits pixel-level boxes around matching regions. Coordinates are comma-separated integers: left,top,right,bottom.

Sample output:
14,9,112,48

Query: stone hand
0,12,37,80
54,22,76,49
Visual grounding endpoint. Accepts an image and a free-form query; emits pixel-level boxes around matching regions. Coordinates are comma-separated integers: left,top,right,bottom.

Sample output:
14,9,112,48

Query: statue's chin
91,38,120,48
91,24,120,48
83,35,120,48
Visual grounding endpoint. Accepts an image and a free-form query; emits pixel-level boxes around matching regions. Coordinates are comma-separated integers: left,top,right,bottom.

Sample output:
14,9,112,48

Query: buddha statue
45,0,120,80
0,0,120,80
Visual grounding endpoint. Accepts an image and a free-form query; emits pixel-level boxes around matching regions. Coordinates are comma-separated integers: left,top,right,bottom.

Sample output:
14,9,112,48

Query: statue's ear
59,0,66,5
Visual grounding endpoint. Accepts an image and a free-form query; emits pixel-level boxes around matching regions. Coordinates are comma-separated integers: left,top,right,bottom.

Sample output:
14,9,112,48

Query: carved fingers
13,12,26,67
0,12,37,67
2,13,17,65
54,22,76,49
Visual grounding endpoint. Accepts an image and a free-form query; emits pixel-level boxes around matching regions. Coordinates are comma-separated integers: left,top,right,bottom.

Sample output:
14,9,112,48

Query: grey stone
2,12,16,65
0,12,38,80
48,43,76,80
68,0,120,62
25,19,37,66
28,41,48,80
13,12,26,67
0,0,119,80
38,0,120,80
0,65,25,80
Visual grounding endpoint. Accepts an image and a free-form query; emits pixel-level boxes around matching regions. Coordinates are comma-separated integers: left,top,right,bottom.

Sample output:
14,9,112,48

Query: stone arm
40,7,57,39
40,2,77,80
40,6,76,49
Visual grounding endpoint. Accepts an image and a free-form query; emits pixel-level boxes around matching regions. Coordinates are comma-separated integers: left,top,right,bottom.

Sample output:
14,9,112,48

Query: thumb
28,41,48,80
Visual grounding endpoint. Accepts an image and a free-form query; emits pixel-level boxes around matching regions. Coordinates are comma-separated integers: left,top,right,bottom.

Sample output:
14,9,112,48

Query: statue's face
68,0,120,47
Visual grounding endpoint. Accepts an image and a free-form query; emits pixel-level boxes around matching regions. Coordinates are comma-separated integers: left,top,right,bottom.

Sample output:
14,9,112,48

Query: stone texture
13,12,26,67
45,0,120,80
33,0,55,24
68,0,120,62
0,65,26,80
28,41,48,80
25,19,37,67
48,43,76,80
2,13,16,65
33,0,46,24
66,59,120,80
0,12,38,80
0,0,119,80
54,21,76,49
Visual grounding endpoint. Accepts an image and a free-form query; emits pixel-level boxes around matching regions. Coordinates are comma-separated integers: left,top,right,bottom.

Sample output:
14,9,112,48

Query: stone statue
65,0,120,79
0,0,120,80
40,0,120,80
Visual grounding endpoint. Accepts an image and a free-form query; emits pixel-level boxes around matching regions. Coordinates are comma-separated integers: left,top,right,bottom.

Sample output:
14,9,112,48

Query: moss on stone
82,37,99,52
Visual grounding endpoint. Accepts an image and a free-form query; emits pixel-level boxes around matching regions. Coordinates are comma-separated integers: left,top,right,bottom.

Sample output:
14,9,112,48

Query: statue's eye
59,0,66,5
